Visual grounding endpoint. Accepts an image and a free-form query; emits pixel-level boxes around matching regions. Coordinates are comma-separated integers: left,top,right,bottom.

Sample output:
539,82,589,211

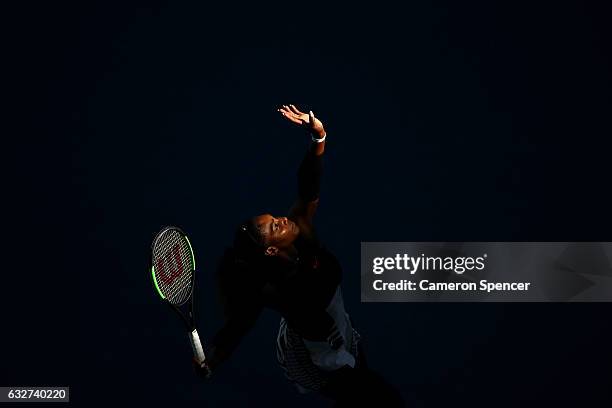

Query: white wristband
312,133,326,143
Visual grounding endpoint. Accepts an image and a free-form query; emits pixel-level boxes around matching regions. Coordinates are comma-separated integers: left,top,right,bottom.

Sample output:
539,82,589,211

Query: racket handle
189,329,206,364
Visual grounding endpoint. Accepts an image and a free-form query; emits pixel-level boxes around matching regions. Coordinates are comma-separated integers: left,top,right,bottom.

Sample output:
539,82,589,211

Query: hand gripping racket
151,226,206,365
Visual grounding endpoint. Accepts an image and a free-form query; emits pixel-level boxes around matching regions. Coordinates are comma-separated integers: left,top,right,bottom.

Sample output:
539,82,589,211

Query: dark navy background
4,1,612,406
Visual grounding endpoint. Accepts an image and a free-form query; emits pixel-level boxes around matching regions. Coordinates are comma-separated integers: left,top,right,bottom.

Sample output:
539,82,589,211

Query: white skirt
276,287,362,393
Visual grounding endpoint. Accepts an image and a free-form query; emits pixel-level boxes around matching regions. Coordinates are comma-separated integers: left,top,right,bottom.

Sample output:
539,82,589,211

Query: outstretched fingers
289,104,305,115
279,105,306,125
279,110,304,125
279,105,296,117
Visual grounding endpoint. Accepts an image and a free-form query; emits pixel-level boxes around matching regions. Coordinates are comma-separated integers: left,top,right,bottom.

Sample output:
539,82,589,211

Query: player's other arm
198,268,263,376
205,302,262,371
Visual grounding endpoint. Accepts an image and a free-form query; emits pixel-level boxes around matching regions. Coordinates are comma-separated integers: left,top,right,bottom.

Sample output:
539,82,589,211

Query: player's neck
277,245,299,265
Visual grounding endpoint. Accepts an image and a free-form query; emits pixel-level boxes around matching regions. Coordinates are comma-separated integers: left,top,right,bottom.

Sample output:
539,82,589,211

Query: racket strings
153,229,194,305
161,235,192,303
157,235,192,304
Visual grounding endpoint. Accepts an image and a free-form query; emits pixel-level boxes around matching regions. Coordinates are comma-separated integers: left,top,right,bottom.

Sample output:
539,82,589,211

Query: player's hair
216,219,287,296
233,218,266,258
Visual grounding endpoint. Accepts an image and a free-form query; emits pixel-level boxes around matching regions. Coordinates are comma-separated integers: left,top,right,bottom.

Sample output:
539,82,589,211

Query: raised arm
278,105,327,227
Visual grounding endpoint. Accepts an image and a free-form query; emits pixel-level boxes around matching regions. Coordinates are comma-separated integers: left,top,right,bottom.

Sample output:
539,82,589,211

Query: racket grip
189,329,206,364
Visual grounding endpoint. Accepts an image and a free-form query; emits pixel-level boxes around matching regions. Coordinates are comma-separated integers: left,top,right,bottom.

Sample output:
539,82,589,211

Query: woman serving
197,105,404,407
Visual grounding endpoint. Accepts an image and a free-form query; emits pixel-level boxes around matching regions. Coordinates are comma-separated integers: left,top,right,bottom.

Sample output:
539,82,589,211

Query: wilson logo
156,244,184,285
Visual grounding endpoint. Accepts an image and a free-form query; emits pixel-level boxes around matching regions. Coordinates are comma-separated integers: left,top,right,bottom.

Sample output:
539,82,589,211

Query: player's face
253,214,300,249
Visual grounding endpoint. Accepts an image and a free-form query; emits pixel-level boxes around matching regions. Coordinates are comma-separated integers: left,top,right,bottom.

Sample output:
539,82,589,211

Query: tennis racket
151,226,206,365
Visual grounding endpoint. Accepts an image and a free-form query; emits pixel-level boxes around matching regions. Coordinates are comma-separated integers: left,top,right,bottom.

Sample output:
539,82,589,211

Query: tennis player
196,105,404,407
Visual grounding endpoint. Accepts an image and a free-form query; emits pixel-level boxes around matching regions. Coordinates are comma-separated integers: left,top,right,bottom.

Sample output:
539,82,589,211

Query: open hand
278,104,326,138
